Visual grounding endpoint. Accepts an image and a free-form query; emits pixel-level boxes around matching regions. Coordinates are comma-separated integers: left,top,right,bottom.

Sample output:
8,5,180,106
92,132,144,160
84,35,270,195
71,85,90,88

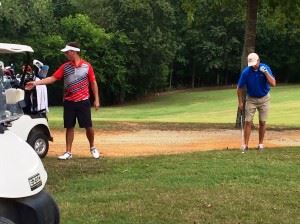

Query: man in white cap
26,42,100,159
237,52,276,153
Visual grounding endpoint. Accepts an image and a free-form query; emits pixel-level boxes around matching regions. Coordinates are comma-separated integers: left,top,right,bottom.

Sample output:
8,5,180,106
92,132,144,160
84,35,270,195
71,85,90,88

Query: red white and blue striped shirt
53,59,96,102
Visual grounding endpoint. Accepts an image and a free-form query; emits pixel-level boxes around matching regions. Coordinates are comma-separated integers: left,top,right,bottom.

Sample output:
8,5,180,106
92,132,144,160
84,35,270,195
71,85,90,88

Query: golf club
240,110,245,153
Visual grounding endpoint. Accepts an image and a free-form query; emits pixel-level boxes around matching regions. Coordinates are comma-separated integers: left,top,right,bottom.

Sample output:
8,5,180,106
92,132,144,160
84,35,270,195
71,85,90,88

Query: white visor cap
61,45,80,52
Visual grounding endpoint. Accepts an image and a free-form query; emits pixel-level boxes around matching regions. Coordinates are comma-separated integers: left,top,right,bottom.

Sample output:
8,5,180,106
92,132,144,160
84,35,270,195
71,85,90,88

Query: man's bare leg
244,121,252,147
86,127,95,148
66,127,74,153
259,121,266,144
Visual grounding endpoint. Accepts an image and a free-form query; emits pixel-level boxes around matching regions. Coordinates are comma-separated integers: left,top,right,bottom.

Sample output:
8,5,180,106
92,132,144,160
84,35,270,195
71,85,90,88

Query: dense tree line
0,0,299,105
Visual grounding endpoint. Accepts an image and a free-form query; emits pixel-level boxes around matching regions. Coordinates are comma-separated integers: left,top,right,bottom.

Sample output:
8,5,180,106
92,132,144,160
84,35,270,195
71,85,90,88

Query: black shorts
63,99,92,128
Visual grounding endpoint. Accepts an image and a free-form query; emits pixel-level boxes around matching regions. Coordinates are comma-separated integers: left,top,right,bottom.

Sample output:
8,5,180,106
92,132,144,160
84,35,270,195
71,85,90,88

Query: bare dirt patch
48,128,300,158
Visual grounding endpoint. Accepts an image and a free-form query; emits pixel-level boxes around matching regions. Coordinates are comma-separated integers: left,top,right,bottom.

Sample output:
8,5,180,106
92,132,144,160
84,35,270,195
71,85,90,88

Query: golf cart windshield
0,43,34,84
0,77,24,123
0,43,49,116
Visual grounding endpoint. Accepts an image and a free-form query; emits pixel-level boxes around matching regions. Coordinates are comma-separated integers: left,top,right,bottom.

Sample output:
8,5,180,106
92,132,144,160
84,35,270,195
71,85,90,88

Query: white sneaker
241,144,248,153
257,144,264,151
58,152,72,160
90,147,100,159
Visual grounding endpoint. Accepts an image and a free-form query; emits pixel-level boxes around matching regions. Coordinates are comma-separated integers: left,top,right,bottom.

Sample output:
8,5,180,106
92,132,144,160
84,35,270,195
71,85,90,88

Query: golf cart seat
5,88,25,104
4,89,26,116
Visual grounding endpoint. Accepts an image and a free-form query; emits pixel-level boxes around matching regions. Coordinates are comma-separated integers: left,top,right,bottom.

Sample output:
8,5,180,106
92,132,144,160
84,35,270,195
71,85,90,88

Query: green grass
44,85,300,223
44,148,300,224
48,85,300,129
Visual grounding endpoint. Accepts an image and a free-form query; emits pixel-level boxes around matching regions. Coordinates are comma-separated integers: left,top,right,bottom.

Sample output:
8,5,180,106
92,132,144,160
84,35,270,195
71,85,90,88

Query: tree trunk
169,64,173,89
241,0,258,69
235,0,258,128
191,61,195,88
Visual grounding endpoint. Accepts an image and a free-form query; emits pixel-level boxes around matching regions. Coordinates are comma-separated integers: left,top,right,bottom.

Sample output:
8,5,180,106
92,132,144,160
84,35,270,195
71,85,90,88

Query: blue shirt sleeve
237,67,249,88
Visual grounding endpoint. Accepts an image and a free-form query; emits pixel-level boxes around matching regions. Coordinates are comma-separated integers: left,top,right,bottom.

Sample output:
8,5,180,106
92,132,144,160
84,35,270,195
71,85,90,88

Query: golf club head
240,111,244,129
240,109,245,147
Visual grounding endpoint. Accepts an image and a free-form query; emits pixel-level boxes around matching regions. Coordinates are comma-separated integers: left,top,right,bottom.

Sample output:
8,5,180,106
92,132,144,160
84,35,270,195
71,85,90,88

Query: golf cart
0,73,59,223
0,43,52,158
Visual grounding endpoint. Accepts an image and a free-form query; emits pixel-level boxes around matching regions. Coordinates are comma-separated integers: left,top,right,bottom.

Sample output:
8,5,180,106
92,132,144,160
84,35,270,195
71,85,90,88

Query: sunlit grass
45,147,300,224
44,85,300,223
48,85,300,128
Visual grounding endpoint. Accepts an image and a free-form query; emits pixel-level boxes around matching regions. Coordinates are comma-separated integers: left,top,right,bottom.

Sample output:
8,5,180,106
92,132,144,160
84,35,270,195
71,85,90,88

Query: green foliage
70,0,178,99
60,14,109,49
181,0,199,25
0,0,300,104
52,0,78,19
0,0,30,38
267,0,300,20
108,0,178,97
174,0,244,87
100,32,132,104
0,0,56,39
256,1,300,83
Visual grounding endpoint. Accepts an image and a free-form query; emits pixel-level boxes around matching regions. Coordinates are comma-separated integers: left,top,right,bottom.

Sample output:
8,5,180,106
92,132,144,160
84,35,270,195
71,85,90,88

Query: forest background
0,0,299,105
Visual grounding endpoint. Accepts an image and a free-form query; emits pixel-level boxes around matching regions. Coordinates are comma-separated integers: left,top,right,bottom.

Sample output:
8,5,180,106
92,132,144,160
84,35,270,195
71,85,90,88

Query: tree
258,0,300,83
0,0,57,41
241,0,258,69
179,0,244,88
70,0,178,100
235,0,258,128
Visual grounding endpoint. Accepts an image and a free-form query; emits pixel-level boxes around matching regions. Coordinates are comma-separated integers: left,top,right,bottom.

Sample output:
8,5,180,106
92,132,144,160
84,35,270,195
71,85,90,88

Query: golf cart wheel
27,132,49,158
0,217,15,224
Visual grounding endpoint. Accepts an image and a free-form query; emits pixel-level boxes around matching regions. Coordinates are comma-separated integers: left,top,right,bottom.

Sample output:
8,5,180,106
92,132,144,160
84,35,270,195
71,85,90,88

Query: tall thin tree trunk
191,61,195,88
235,0,258,128
241,0,258,69
169,64,173,89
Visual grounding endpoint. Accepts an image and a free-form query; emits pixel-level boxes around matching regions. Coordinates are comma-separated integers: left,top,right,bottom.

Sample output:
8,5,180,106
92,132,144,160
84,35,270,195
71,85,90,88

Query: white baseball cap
61,45,80,52
247,53,259,66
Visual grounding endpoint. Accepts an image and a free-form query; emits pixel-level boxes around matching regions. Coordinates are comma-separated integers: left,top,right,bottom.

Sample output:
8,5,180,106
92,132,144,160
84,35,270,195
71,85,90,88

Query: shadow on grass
50,121,300,132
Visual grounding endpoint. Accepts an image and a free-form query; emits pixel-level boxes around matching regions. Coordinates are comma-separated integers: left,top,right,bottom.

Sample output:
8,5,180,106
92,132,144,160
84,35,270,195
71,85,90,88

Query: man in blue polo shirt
237,53,276,153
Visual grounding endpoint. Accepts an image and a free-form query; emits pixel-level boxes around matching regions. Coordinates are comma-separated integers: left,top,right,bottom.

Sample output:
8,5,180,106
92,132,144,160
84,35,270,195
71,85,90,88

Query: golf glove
259,66,267,73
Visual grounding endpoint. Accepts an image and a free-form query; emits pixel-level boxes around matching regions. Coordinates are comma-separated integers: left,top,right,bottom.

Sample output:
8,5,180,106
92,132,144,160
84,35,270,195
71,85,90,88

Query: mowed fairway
44,85,300,223
45,148,300,224
48,85,300,128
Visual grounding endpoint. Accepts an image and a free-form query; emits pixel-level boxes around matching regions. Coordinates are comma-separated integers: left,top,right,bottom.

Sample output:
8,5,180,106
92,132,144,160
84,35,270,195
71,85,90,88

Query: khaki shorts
245,93,271,122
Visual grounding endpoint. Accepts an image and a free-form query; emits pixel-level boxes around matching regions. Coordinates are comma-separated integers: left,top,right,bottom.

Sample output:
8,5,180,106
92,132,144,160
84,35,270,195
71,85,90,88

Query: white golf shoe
58,152,72,160
90,147,100,159
241,144,248,153
257,144,264,152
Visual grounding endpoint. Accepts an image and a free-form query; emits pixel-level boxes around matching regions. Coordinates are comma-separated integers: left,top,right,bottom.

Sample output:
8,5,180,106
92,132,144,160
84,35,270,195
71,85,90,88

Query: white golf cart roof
0,43,34,53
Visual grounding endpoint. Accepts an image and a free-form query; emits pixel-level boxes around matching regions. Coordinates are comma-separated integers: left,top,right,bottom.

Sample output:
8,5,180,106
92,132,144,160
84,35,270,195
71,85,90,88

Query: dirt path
48,128,300,158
